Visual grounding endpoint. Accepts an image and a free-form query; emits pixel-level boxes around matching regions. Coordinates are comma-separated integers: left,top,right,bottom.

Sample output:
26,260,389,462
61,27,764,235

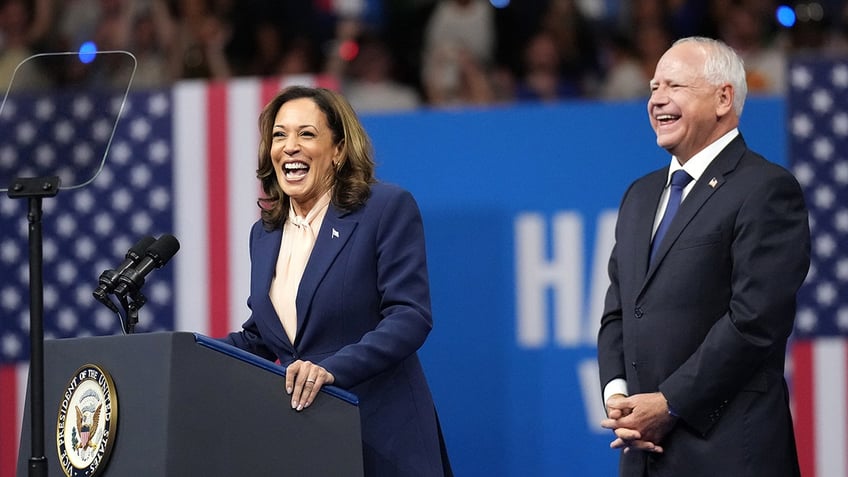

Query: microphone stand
8,176,60,477
116,289,146,334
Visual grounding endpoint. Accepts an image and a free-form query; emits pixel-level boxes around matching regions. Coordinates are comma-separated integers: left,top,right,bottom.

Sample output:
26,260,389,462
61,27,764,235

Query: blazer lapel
294,205,358,342
634,171,668,277
643,135,746,285
253,226,297,350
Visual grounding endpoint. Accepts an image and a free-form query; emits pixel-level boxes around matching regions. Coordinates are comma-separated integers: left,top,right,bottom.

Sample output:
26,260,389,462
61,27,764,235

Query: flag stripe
15,365,26,474
793,339,848,477
174,82,210,334
842,343,848,476
0,366,19,476
1,364,28,476
206,83,231,338
261,80,279,107
793,341,816,477
814,339,847,476
227,79,263,333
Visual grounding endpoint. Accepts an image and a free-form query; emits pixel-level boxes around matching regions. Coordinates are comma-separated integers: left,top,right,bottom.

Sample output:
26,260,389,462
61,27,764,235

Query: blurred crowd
2,0,848,112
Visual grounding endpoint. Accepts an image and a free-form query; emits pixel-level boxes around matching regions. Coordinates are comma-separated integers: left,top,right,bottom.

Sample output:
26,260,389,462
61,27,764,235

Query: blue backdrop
360,97,786,476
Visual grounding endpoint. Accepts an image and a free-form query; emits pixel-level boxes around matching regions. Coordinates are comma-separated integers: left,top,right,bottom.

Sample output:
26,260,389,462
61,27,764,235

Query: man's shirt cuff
603,378,628,404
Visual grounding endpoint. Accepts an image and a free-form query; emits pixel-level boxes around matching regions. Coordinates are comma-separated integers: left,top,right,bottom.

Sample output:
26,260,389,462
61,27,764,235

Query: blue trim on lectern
193,333,360,405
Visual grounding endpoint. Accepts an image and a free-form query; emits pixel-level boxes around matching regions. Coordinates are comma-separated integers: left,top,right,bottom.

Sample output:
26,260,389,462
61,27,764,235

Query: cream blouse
269,191,331,343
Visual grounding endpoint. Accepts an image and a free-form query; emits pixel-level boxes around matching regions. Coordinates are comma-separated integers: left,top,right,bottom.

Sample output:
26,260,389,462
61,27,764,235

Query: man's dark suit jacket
224,183,449,476
597,135,810,477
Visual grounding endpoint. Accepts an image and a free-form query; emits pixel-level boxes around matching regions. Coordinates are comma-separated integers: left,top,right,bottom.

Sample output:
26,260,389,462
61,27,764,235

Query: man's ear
716,83,734,117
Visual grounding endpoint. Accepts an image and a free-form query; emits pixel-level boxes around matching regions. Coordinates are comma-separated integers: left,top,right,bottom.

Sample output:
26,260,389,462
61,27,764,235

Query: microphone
93,235,156,310
113,234,180,298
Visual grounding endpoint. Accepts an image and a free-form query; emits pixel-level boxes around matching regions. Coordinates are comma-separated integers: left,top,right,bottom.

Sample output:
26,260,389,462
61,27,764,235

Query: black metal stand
8,176,60,477
116,290,146,334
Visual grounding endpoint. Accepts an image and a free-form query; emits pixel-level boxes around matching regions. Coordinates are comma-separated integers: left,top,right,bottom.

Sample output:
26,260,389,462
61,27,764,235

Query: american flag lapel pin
709,177,718,188
332,228,340,239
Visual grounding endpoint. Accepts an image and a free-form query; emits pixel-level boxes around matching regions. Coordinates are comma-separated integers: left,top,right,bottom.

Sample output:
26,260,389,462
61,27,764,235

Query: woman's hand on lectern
285,360,335,411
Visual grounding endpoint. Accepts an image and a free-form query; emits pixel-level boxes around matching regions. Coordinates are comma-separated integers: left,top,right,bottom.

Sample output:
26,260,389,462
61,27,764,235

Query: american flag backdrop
0,74,337,476
787,56,848,477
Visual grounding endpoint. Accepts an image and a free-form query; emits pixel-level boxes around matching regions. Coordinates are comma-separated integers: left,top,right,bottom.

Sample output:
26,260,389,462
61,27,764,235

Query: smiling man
596,37,811,477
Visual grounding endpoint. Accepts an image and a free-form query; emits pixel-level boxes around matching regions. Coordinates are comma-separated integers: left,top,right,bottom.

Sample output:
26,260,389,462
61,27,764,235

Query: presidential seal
56,364,118,477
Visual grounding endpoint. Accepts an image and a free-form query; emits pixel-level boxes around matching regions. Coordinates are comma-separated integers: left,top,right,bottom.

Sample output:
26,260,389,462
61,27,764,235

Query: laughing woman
222,86,452,477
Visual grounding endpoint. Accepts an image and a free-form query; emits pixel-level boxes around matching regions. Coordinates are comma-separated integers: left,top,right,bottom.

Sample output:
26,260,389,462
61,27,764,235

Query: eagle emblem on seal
75,403,102,449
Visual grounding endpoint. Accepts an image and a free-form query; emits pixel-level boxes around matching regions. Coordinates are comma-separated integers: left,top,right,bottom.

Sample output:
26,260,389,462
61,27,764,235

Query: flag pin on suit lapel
709,177,718,188
332,228,340,238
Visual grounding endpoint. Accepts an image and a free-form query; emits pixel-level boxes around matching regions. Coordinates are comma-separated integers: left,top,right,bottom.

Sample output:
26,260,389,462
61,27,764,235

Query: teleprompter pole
8,176,60,477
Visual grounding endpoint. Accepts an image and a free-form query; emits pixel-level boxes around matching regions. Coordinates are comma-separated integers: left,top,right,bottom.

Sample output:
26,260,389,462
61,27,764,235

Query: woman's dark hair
256,86,376,229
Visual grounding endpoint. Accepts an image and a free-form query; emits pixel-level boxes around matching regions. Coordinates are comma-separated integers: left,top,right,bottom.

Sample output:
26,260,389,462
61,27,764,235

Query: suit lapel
634,171,668,277
253,226,296,350
294,205,358,342
642,135,746,286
